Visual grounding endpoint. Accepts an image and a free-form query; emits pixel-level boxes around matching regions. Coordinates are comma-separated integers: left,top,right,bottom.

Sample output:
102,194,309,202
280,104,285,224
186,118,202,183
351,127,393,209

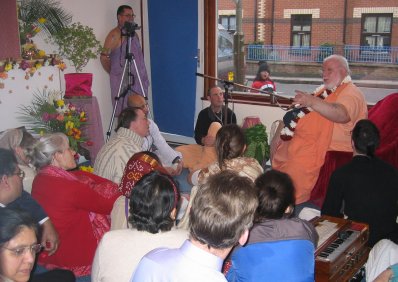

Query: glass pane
363,17,376,32
364,36,376,47
302,25,311,32
292,34,301,47
229,16,236,30
377,16,391,33
292,25,302,31
220,17,229,29
302,34,310,47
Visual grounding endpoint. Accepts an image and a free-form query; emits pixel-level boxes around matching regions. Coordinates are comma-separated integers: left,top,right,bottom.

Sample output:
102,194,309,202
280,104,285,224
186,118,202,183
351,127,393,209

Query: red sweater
32,171,120,275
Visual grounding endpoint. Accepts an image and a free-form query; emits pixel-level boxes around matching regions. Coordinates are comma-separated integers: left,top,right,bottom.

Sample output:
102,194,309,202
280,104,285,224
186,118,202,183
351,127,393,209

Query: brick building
218,0,398,48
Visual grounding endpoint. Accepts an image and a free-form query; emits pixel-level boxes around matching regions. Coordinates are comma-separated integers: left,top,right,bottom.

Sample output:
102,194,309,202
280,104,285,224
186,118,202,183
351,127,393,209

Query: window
291,15,312,48
361,14,392,48
219,15,236,32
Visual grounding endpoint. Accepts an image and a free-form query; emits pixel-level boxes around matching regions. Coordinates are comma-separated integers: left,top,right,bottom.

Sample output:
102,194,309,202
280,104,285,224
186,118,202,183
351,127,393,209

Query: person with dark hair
29,133,122,279
131,170,258,282
110,151,169,230
322,119,398,246
94,107,149,184
179,124,262,229
92,171,187,282
0,208,75,282
0,128,37,193
251,62,276,93
225,169,318,281
196,123,263,184
0,148,59,258
100,4,149,116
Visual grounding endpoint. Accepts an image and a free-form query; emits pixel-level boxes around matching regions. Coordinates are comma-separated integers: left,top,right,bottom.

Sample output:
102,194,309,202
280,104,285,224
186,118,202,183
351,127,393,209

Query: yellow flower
57,62,66,71
38,50,46,57
65,120,74,130
29,67,37,75
56,99,65,107
39,130,45,136
4,63,12,72
80,111,85,118
79,165,94,173
38,18,46,24
35,62,42,69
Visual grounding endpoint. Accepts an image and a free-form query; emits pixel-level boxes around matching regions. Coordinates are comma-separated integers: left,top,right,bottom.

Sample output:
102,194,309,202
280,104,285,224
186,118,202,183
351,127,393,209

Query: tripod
106,22,148,142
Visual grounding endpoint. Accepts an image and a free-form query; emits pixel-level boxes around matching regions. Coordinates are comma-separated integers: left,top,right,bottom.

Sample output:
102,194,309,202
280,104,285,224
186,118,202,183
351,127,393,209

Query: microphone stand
195,73,288,106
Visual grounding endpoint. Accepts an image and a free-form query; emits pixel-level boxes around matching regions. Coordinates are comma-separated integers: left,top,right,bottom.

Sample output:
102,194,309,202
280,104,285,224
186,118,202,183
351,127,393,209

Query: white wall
0,0,285,142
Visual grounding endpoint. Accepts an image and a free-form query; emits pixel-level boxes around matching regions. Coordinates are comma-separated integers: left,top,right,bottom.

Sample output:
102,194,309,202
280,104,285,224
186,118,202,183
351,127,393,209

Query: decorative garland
280,75,352,141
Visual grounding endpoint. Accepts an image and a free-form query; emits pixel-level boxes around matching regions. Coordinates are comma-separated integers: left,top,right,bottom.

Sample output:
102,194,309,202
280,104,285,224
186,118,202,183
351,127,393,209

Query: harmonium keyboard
312,215,370,282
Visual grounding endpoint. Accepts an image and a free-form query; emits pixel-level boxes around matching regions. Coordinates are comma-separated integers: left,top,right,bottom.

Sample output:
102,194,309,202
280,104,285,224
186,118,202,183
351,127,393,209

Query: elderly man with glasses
100,4,150,116
0,148,59,256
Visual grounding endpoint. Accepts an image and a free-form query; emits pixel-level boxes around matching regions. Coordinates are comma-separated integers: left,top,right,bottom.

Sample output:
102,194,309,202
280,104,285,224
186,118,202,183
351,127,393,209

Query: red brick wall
218,0,398,46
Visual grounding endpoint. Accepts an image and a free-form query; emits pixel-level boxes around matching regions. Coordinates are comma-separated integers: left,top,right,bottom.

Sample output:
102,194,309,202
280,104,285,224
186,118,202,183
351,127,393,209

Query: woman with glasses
0,208,39,282
27,133,122,281
0,208,75,282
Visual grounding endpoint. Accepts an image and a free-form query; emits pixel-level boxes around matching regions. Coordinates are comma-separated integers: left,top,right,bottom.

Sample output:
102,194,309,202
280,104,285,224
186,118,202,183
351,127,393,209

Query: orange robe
273,82,367,204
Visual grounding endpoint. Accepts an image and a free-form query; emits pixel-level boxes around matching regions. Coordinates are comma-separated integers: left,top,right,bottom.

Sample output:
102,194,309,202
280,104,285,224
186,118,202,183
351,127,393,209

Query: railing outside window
246,45,398,64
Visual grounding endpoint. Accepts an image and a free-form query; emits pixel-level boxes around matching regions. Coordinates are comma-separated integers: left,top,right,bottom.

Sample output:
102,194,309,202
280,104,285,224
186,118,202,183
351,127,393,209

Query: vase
64,73,93,98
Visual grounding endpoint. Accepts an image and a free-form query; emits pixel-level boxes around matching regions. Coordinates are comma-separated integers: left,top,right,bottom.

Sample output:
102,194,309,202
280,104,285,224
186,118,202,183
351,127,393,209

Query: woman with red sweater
28,133,121,280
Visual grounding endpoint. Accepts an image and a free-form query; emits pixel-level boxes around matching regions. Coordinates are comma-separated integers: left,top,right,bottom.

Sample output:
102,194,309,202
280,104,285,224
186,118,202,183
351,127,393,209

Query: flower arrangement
18,89,89,151
0,56,66,80
280,75,352,141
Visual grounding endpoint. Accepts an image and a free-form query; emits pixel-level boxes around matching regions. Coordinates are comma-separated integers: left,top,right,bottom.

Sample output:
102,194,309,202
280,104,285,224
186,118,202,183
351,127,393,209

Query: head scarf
0,128,23,151
119,152,168,197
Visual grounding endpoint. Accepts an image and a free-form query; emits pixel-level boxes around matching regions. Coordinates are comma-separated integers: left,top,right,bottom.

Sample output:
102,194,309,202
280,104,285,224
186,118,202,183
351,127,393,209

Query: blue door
148,0,198,137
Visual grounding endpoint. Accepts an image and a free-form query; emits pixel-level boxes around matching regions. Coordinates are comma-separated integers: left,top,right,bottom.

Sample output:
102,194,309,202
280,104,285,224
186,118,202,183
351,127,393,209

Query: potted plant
49,22,102,97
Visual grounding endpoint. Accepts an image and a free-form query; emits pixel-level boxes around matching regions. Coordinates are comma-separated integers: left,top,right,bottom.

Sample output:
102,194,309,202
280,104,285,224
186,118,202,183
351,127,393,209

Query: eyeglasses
13,170,25,179
122,14,136,18
2,244,42,257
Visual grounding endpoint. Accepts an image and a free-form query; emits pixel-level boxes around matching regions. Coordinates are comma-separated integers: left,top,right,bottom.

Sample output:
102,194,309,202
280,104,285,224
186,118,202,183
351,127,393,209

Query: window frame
219,15,236,32
360,13,393,49
290,14,312,48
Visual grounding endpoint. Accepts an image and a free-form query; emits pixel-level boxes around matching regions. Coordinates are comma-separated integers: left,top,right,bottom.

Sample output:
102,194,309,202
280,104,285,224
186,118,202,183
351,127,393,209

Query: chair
226,240,315,282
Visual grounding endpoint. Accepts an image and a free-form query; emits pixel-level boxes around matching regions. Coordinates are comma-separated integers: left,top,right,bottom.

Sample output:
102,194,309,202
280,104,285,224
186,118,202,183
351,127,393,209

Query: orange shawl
272,83,350,204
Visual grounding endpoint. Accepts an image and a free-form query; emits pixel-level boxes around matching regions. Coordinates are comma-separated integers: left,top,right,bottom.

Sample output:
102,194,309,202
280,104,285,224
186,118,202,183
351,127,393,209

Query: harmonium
312,215,370,281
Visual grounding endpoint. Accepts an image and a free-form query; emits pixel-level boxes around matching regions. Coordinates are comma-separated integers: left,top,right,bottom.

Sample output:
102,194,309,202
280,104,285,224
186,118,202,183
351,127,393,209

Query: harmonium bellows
312,215,370,282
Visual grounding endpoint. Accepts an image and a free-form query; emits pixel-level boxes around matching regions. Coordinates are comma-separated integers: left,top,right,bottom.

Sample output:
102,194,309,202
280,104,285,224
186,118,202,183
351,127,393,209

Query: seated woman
92,171,188,282
179,124,263,229
28,133,122,280
111,151,169,230
192,123,263,186
0,128,37,193
0,208,75,282
225,170,318,282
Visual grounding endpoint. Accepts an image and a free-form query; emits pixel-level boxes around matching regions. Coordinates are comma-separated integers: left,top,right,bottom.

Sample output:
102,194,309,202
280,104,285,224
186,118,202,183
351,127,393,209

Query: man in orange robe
272,55,367,204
